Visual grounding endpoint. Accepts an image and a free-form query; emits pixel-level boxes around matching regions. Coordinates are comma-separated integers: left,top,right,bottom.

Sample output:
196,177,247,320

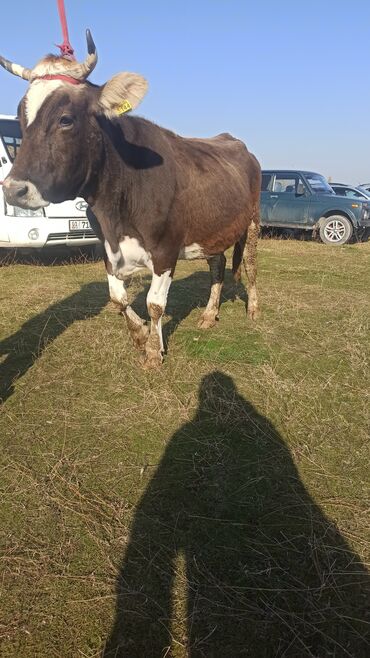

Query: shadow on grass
0,246,102,267
103,372,369,658
0,269,246,404
0,282,108,404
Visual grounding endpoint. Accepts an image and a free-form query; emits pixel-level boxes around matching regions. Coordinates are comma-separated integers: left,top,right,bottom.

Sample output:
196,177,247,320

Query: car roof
261,170,322,176
331,183,357,187
332,183,369,191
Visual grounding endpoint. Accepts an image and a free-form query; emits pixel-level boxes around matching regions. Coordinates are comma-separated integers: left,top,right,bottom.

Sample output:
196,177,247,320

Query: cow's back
164,129,261,251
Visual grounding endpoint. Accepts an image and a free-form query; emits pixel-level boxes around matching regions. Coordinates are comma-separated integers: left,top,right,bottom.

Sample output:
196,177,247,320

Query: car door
267,173,311,226
0,121,17,242
260,172,275,225
0,161,9,243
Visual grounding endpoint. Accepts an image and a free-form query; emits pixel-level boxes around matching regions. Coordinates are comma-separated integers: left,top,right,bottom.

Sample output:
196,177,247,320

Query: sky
1,0,369,184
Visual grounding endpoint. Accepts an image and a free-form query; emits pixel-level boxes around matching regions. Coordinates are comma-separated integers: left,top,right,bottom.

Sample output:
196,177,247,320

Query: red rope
56,0,75,60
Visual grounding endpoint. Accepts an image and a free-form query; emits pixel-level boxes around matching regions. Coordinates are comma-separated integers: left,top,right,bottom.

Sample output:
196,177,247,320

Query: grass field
0,239,369,657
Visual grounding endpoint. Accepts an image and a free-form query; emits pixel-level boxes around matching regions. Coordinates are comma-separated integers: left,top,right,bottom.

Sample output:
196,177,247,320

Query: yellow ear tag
116,100,132,115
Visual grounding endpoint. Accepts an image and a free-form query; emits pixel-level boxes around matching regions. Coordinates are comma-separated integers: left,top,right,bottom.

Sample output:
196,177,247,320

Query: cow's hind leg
143,271,172,369
107,274,149,351
243,209,259,320
198,254,226,329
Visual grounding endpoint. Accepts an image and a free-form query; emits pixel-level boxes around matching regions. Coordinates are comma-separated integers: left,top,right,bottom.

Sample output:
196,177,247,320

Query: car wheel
319,215,353,245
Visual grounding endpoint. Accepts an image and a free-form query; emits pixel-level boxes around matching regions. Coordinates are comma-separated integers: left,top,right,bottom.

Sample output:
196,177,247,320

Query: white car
0,114,99,250
330,183,370,200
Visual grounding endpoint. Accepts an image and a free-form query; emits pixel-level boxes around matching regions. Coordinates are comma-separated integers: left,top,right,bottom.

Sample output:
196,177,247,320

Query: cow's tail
232,232,247,282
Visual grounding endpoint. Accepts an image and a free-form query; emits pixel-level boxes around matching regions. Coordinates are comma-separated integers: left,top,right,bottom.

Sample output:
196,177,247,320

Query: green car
261,170,370,245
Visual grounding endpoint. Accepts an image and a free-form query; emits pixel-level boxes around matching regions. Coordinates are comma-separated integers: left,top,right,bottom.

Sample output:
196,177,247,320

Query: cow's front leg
143,271,172,369
107,274,149,351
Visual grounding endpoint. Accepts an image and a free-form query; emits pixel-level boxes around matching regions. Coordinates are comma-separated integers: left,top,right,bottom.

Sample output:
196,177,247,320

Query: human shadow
103,372,369,657
0,282,107,404
130,269,247,351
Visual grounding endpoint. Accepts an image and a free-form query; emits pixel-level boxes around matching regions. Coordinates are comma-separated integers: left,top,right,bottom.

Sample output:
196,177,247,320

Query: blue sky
1,0,369,184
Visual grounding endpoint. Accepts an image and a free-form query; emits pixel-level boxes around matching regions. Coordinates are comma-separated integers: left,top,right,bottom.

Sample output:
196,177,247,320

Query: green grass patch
181,326,269,364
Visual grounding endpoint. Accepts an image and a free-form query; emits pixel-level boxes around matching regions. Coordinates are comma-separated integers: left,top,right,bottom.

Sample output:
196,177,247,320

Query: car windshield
305,173,334,194
0,119,22,162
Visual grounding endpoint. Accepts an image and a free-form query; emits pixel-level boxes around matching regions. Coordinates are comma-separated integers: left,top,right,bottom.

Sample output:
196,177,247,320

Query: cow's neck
84,118,150,247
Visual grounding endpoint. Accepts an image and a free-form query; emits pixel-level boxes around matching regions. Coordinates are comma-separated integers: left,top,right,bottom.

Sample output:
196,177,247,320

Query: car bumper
0,217,99,248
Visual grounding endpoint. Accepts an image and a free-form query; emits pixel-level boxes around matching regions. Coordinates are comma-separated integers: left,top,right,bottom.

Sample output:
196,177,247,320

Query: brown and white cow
1,31,261,368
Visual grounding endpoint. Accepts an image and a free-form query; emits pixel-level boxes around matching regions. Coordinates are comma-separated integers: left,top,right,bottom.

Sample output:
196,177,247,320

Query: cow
1,31,261,368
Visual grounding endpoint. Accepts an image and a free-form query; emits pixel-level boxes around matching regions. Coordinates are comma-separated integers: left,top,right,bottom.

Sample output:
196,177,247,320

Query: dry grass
0,239,369,657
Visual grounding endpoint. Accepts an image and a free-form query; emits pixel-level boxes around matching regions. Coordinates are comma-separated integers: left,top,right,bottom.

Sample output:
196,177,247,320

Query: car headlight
361,204,369,220
13,206,44,217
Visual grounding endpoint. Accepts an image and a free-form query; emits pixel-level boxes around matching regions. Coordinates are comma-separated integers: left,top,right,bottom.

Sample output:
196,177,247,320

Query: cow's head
0,31,147,208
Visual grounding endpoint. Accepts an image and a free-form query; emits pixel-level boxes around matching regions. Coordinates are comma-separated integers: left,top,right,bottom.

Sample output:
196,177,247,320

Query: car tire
319,215,353,245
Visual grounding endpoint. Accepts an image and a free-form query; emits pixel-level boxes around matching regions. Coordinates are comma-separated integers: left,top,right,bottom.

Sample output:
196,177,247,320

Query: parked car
261,170,370,245
359,183,370,194
0,114,99,250
330,183,370,200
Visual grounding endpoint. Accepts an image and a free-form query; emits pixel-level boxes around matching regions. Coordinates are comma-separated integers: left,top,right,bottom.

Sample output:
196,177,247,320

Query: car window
273,175,303,194
332,186,345,196
345,189,366,199
261,173,273,191
0,119,22,162
334,187,366,199
305,173,333,194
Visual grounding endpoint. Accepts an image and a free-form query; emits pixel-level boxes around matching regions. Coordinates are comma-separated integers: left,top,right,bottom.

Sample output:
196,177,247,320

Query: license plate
69,220,91,231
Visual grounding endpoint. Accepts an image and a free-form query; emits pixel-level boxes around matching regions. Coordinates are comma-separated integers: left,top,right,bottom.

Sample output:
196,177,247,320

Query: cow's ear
97,72,148,118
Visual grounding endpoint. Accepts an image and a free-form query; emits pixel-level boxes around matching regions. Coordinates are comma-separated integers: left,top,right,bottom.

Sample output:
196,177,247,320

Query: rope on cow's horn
56,0,75,60
55,0,98,79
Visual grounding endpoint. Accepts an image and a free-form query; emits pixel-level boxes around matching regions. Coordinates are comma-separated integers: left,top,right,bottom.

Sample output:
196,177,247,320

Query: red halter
33,74,83,85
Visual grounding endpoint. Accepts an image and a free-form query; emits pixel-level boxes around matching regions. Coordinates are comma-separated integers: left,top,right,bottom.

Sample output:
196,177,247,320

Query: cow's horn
73,29,98,79
0,55,32,80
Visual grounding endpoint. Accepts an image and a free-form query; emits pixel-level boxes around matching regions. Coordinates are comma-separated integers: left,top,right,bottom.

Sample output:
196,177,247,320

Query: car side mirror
296,183,306,196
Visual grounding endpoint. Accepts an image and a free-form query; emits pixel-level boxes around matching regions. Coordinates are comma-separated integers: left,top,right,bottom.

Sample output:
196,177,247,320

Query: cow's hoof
130,324,150,351
141,350,163,369
197,313,217,330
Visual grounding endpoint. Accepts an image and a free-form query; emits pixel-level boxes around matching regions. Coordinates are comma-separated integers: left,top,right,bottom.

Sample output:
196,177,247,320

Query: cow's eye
59,115,74,128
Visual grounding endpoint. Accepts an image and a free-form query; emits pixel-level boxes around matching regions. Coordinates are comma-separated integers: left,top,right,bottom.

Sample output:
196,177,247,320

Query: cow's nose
3,178,29,204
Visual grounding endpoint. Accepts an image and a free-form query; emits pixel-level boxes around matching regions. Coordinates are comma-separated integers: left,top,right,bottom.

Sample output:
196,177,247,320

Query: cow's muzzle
3,177,49,209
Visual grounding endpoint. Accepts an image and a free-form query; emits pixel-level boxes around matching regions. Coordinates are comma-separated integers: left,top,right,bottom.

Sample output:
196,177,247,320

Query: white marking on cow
26,79,64,126
104,240,122,272
146,271,172,352
107,274,128,307
178,243,205,260
119,237,153,275
198,282,223,328
205,282,222,314
147,271,172,309
105,236,152,279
